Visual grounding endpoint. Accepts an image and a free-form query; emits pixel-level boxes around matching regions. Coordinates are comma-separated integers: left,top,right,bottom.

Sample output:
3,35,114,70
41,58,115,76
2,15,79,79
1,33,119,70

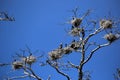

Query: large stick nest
49,41,82,60
104,33,118,42
49,49,64,60
69,41,81,50
100,19,113,29
12,61,23,70
69,27,82,36
63,47,73,54
22,56,36,65
71,18,82,27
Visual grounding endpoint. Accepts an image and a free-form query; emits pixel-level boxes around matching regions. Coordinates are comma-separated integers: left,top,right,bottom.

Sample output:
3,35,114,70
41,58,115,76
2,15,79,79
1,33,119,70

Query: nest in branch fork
49,41,82,60
69,41,81,50
71,18,82,27
22,56,36,65
63,47,73,54
100,19,113,29
49,49,64,60
104,33,118,42
69,27,82,36
12,61,23,70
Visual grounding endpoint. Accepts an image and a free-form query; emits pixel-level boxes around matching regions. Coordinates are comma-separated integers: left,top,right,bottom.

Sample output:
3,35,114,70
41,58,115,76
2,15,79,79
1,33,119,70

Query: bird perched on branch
58,43,63,49
70,10,91,28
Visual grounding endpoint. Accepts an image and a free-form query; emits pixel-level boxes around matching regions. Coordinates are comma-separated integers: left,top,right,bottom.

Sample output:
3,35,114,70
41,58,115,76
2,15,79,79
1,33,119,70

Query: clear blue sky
0,0,120,80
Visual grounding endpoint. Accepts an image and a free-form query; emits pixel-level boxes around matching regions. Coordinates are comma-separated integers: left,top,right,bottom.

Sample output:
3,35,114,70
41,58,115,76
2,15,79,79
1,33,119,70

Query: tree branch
83,42,111,64
78,39,85,80
6,75,28,80
0,63,10,67
47,60,71,80
47,75,51,80
23,66,42,80
67,61,79,69
84,27,103,44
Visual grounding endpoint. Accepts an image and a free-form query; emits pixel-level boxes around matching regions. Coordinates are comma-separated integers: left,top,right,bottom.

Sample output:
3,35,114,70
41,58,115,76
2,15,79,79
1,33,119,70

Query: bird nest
49,41,82,60
12,61,23,70
63,47,73,54
49,47,74,60
22,56,36,65
71,18,82,27
100,19,113,29
104,33,118,42
69,27,82,36
49,49,64,60
69,41,81,50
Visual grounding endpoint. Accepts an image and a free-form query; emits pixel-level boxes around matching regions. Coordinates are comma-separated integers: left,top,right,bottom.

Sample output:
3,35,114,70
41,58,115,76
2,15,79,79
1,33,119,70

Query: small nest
104,33,117,42
12,61,23,70
71,18,82,27
25,56,36,64
100,19,113,29
69,41,81,50
49,49,64,60
69,27,82,36
63,47,73,54
22,56,36,65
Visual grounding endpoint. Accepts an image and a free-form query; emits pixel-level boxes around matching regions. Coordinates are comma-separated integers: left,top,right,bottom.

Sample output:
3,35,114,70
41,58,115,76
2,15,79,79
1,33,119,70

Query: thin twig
47,75,51,80
84,27,103,44
47,60,71,80
23,66,42,80
84,42,111,64
7,75,28,80
67,61,79,69
0,63,10,67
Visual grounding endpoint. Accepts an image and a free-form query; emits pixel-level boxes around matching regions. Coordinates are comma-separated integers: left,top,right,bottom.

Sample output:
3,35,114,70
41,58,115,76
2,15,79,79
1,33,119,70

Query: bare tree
0,8,120,80
48,8,120,80
0,47,43,80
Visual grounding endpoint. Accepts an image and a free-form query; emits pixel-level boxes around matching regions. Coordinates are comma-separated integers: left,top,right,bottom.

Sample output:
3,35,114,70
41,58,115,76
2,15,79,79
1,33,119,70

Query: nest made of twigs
100,19,113,29
26,56,36,64
48,41,82,60
63,47,73,54
71,18,82,27
49,49,64,60
69,27,82,36
22,56,36,65
12,61,23,70
69,41,81,50
104,33,118,42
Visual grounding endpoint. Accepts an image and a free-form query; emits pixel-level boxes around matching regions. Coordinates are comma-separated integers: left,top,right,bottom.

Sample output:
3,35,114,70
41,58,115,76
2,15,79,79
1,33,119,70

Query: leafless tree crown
0,9,120,80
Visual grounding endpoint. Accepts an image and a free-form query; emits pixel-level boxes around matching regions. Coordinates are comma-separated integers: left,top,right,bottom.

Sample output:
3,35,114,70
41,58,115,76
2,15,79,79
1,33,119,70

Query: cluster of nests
49,18,120,60
12,55,36,70
69,18,84,37
49,40,81,60
100,19,120,42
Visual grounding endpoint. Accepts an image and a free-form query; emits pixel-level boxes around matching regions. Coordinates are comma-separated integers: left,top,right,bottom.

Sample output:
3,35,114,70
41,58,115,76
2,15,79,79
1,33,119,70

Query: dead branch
84,42,111,64
0,12,15,21
0,63,10,67
23,66,42,80
47,75,51,80
47,60,71,80
84,27,103,44
67,61,79,69
6,75,29,80
114,68,120,80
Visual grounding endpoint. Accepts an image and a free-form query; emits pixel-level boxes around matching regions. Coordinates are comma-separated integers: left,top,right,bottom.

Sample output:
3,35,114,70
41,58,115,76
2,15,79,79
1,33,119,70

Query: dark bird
58,43,63,49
